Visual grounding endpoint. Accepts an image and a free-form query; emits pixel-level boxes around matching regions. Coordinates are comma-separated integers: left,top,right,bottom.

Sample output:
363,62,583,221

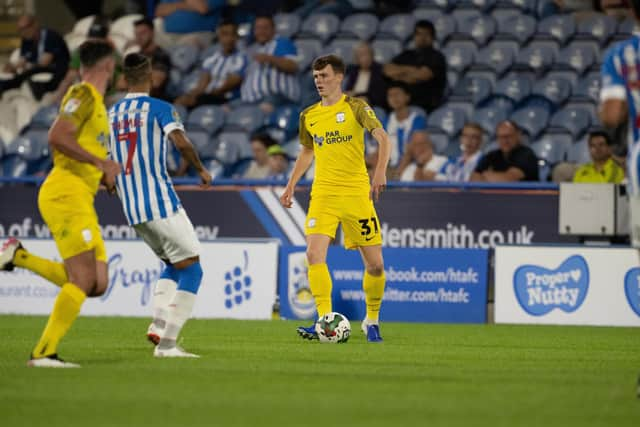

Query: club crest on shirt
313,134,324,147
172,109,182,124
336,112,345,123
64,98,81,113
364,106,376,119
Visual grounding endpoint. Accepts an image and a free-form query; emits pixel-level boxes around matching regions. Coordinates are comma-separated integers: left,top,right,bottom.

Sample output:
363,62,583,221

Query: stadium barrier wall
0,239,278,319
494,245,640,327
0,183,577,248
279,246,489,324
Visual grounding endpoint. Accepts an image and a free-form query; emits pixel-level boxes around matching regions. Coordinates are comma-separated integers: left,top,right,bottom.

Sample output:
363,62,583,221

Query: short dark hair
387,81,410,94
78,40,115,68
123,52,151,86
588,129,612,146
415,19,436,39
312,54,345,75
134,17,154,30
250,133,277,148
218,19,237,29
254,15,274,26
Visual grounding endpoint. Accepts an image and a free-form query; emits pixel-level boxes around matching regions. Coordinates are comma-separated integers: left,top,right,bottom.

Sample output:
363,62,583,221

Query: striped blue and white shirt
202,48,248,100
240,36,300,103
108,93,183,226
383,111,427,167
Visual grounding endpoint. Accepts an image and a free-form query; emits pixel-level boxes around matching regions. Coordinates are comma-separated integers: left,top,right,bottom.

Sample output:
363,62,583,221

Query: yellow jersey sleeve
299,109,314,149
346,96,382,133
59,84,95,130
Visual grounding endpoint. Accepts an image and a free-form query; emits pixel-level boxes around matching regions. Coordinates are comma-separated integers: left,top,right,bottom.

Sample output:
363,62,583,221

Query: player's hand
198,169,212,188
279,186,294,208
370,171,386,202
100,159,121,193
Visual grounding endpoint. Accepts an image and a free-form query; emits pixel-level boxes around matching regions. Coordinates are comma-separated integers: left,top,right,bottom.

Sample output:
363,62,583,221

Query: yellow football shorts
304,194,382,249
38,190,106,262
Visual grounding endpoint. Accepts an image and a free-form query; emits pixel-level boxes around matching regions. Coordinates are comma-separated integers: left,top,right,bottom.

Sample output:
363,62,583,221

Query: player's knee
306,248,325,265
366,263,384,277
90,276,109,297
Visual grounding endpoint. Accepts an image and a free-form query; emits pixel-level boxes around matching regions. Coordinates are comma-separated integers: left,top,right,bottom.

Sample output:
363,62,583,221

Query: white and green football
316,312,351,343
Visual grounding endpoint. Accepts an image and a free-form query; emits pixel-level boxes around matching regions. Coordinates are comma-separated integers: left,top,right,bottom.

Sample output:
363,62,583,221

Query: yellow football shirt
46,82,109,195
573,158,625,184
299,95,382,196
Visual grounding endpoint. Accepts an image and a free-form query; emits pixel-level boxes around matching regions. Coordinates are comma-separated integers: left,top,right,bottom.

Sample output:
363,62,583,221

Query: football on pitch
316,312,351,343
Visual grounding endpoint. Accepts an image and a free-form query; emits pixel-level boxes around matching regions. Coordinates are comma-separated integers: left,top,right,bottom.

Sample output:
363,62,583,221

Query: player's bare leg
358,244,385,342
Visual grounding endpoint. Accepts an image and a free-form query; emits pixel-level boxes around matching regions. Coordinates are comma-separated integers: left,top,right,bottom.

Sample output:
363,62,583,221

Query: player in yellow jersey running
279,55,391,342
0,40,121,367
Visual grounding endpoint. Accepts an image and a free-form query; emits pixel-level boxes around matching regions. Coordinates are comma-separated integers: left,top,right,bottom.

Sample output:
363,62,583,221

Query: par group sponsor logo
513,255,589,316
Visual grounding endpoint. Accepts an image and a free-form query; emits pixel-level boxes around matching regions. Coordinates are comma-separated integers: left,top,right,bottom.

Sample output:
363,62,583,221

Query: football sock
157,262,202,349
31,283,86,358
363,271,385,323
14,248,66,287
308,263,332,318
152,265,179,329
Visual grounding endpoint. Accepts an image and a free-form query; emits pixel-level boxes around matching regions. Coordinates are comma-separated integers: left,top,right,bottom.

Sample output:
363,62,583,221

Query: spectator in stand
266,144,290,179
383,20,447,114
573,130,625,183
471,120,539,182
344,42,388,110
0,15,69,99
240,15,300,113
175,21,247,108
294,0,353,19
397,130,448,182
438,123,484,182
154,0,225,48
125,18,172,100
374,82,425,172
243,133,277,179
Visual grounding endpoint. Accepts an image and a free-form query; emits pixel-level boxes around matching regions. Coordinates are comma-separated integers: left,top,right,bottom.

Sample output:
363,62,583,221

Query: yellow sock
32,283,86,358
363,271,385,322
308,263,332,317
14,248,67,287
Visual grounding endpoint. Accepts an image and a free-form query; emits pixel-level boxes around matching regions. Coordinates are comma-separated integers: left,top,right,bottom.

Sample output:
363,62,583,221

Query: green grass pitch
0,315,638,427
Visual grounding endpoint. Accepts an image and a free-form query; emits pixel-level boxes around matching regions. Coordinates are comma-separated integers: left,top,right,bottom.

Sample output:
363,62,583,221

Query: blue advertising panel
279,246,489,323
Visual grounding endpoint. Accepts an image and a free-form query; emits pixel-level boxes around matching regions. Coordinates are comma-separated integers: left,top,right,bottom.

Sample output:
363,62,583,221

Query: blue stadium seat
339,13,379,40
180,70,203,95
449,75,492,105
531,75,572,106
444,100,474,118
224,105,266,133
12,130,49,161
571,72,600,103
554,41,598,74
531,133,572,164
30,105,58,130
299,13,341,43
447,70,459,90
443,40,477,73
515,40,558,74
203,158,225,179
549,106,591,139
274,13,301,39
187,130,214,159
413,7,443,23
495,74,533,104
323,38,357,64
217,131,251,162
427,105,467,137
166,68,184,100
478,95,516,116
294,39,323,71
427,129,449,154
474,40,518,76
472,105,510,138
459,0,497,12
267,104,301,141
186,105,225,135
576,13,616,46
617,17,635,38
378,14,415,41
564,101,598,125
458,15,496,46
349,0,374,10
451,9,482,30
544,69,579,86
415,0,451,10
495,14,536,44
499,0,537,14
170,44,199,73
433,15,457,44
510,106,551,140
371,38,402,63
567,138,590,164
1,154,27,177
536,14,576,46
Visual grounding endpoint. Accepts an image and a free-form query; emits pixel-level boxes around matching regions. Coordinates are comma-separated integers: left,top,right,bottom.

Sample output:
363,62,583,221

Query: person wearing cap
266,144,289,179
0,15,69,99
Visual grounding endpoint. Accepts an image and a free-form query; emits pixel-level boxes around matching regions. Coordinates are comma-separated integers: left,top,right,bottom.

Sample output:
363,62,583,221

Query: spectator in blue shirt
175,21,248,108
240,15,300,112
155,0,225,48
438,123,484,182
1,15,69,99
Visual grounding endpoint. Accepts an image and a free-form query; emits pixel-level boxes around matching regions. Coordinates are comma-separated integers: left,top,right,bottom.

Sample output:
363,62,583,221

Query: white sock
152,279,177,329
158,290,196,349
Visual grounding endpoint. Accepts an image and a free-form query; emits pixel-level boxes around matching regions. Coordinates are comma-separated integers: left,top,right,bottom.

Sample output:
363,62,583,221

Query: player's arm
168,129,212,187
210,73,242,96
599,47,628,128
370,127,390,201
280,112,314,208
480,168,525,182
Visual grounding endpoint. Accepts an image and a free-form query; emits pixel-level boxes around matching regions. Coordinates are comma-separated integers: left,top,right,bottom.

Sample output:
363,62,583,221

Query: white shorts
133,208,201,264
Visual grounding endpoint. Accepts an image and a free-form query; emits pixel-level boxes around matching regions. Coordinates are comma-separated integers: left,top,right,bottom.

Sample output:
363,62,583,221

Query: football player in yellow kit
280,55,391,342
0,40,121,367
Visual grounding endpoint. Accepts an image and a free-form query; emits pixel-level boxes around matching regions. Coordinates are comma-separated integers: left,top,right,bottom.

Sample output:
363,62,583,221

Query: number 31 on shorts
358,217,379,237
